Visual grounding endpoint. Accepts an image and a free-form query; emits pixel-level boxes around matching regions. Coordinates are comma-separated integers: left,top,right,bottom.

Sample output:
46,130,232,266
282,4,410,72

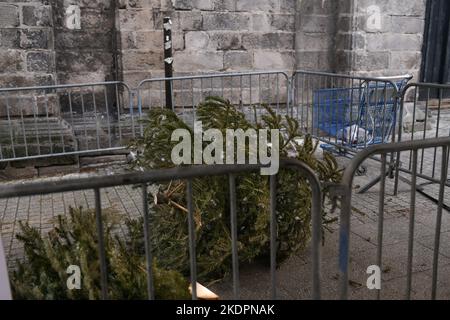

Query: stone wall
117,0,297,86
51,0,118,84
295,0,339,71
346,0,426,78
0,0,428,89
0,0,55,88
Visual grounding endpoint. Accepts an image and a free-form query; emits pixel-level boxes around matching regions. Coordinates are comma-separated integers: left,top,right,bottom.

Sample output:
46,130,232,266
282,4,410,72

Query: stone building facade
0,0,427,89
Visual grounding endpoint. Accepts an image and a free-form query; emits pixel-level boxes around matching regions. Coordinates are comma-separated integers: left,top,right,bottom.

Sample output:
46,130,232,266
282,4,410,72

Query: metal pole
163,17,173,110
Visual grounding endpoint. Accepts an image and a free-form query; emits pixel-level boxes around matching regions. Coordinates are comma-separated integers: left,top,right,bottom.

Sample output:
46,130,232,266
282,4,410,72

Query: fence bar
432,89,443,177
186,179,197,300
431,146,449,299
80,90,88,150
32,97,41,156
406,150,418,300
19,99,29,157
94,188,108,300
311,171,322,300
142,184,155,300
338,190,351,300
270,174,277,300
376,154,387,300
115,84,122,142
44,92,53,154
228,174,240,299
104,87,112,148
4,93,16,158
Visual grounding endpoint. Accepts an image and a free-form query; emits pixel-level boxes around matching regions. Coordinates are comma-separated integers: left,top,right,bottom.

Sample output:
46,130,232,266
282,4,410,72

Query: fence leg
338,189,351,300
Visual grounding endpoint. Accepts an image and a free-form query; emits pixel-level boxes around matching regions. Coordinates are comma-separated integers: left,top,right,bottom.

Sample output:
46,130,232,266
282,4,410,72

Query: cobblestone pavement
1,148,450,300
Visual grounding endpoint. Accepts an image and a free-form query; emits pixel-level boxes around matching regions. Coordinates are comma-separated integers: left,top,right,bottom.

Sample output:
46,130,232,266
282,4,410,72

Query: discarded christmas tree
12,207,191,300
129,97,342,283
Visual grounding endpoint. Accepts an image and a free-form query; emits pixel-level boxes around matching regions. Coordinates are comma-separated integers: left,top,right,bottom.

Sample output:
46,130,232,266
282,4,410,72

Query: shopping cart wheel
356,165,367,176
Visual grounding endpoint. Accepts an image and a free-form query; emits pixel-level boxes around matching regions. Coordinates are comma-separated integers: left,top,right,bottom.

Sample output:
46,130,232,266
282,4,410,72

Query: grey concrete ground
1,153,449,300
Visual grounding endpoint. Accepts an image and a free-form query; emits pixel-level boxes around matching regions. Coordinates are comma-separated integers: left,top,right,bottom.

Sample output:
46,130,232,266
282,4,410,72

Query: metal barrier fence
394,83,450,195
337,136,450,300
0,71,290,163
0,159,323,300
0,82,134,163
136,71,290,129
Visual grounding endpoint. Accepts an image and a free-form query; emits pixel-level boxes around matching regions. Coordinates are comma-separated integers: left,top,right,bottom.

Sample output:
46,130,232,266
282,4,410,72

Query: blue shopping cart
313,75,413,152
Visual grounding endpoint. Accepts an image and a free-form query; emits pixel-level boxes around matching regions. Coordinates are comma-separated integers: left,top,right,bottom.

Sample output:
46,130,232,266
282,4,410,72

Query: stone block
250,14,272,32
213,0,235,11
296,50,333,71
338,0,353,14
121,49,163,70
3,165,38,179
333,50,352,72
12,155,77,169
22,5,52,27
171,0,192,10
209,32,241,50
0,29,21,49
387,0,426,16
79,155,126,166
20,29,52,49
224,51,253,70
174,11,203,31
128,0,154,8
367,33,422,52
57,72,109,85
242,33,294,50
184,31,209,50
134,30,164,50
296,33,332,51
71,0,113,10
119,9,153,31
80,8,114,30
194,0,214,11
38,164,79,177
354,52,390,70
302,14,335,33
236,0,279,12
253,50,294,70
172,32,185,50
299,0,338,15
280,0,295,12
173,51,223,72
336,33,365,51
120,31,137,49
55,32,113,51
0,50,23,73
271,14,295,32
390,51,422,70
0,73,54,89
0,4,19,28
56,51,113,74
391,16,425,34
202,12,250,31
27,51,54,73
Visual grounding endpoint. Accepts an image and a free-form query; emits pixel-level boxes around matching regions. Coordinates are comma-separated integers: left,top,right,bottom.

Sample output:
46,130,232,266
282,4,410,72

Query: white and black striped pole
163,17,173,110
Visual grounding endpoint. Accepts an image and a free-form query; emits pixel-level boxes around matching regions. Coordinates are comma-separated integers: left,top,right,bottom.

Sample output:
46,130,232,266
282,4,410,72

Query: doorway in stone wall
421,0,450,85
